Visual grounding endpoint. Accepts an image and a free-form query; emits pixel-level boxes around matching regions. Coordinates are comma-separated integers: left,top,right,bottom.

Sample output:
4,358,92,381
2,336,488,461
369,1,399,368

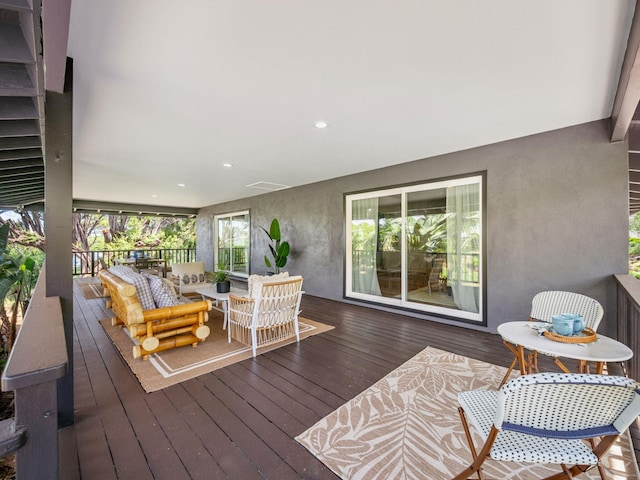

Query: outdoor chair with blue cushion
453,372,640,480
501,291,604,384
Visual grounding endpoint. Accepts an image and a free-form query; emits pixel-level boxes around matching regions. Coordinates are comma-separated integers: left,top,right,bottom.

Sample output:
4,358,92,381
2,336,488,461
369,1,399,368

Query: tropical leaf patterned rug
296,347,638,480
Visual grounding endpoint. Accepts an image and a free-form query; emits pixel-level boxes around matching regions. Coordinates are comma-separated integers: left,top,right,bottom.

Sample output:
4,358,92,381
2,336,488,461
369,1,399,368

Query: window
214,211,250,276
346,175,484,322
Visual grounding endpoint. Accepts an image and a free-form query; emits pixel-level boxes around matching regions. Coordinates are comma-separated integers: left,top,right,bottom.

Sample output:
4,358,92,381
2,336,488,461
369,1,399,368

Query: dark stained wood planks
62,280,639,479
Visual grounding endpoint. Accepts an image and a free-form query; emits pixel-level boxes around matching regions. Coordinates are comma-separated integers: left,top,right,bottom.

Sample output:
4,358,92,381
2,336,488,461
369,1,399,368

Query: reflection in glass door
215,211,250,276
346,175,483,323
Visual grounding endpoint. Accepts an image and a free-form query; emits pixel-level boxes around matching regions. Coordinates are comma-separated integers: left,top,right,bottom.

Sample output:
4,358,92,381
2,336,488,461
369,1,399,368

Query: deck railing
72,248,197,277
1,265,67,479
614,274,640,381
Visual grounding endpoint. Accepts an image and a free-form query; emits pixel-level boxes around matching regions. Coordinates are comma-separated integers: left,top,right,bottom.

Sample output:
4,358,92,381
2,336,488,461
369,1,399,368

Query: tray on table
542,327,597,344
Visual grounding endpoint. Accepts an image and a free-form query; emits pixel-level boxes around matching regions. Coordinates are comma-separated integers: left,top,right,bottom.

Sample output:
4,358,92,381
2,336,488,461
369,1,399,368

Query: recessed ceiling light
314,121,329,129
151,194,158,198
177,183,186,187
223,163,233,168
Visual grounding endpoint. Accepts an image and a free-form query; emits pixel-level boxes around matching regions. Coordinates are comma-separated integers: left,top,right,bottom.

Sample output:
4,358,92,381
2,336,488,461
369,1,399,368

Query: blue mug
551,314,574,336
563,313,585,335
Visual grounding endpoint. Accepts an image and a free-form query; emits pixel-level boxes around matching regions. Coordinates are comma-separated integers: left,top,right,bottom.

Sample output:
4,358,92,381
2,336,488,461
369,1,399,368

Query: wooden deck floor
61,280,639,479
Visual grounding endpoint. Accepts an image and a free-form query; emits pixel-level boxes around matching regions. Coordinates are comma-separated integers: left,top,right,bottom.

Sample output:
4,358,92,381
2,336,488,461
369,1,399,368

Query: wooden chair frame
453,373,639,480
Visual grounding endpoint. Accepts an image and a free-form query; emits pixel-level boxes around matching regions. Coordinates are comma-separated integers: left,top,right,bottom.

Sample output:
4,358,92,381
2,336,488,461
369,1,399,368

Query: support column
44,57,74,427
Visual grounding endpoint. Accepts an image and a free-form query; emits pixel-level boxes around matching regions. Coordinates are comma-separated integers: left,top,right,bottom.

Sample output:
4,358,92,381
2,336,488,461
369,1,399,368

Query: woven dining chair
453,372,640,480
501,291,604,384
227,276,304,357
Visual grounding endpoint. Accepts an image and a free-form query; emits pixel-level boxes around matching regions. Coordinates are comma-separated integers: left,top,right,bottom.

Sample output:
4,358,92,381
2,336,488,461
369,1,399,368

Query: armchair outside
227,276,303,357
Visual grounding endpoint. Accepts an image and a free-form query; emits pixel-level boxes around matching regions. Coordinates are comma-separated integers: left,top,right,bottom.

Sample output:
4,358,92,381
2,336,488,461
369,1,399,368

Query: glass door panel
230,213,249,274
345,175,483,323
375,194,402,299
405,188,455,308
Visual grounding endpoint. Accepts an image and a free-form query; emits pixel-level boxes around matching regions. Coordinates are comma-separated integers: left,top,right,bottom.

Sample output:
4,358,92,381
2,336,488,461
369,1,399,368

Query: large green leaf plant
261,219,290,274
0,224,37,354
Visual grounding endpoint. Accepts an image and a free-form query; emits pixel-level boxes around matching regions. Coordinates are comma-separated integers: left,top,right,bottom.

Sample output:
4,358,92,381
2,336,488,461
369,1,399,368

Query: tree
0,210,45,251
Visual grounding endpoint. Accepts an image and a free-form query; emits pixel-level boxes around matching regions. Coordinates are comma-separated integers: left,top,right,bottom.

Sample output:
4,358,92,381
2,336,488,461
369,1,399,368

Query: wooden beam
611,1,640,142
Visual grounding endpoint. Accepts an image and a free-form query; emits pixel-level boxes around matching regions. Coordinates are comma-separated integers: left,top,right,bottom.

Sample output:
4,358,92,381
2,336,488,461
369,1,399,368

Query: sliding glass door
214,211,250,276
346,175,483,322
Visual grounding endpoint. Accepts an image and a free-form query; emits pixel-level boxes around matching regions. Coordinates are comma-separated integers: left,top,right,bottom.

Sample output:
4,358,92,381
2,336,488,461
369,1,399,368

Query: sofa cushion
178,272,206,285
248,271,290,299
109,266,156,310
171,261,205,276
143,273,180,308
170,262,207,290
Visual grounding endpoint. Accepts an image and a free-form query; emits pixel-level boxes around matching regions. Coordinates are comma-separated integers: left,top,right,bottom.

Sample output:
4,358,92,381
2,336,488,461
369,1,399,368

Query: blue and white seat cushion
458,373,639,466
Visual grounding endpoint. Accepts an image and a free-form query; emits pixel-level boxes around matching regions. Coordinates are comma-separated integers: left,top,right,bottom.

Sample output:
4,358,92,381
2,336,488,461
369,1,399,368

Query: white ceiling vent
246,182,291,191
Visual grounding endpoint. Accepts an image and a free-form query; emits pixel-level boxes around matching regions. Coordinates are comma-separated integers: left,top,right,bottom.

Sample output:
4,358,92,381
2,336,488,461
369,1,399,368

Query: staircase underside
0,0,45,210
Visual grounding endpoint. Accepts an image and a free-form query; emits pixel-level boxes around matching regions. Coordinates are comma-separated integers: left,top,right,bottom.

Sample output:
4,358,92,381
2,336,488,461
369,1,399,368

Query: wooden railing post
1,267,68,479
614,274,640,381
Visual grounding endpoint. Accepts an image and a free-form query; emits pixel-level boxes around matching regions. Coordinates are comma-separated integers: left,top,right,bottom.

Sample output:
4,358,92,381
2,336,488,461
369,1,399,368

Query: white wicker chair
227,276,303,357
502,291,604,384
453,372,640,480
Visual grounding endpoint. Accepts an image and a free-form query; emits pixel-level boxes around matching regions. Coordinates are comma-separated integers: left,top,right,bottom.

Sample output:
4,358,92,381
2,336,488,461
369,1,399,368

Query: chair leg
251,327,257,358
500,340,526,387
454,407,487,480
500,355,518,388
452,425,498,480
541,465,596,480
553,357,572,374
541,435,618,480
528,351,540,373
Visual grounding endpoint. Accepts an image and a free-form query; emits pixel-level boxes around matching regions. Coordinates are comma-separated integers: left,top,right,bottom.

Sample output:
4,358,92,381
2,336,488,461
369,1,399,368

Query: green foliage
0,224,39,354
161,220,196,249
406,214,449,253
213,270,228,283
0,225,36,304
378,216,401,251
261,219,290,273
82,215,196,252
630,213,640,278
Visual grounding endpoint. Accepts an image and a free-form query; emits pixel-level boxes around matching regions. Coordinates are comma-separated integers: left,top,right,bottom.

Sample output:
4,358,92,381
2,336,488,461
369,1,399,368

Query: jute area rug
101,313,333,393
77,277,105,299
296,346,638,480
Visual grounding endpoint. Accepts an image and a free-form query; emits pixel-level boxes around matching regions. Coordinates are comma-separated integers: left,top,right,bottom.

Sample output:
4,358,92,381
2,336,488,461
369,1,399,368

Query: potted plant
261,218,290,274
213,269,230,293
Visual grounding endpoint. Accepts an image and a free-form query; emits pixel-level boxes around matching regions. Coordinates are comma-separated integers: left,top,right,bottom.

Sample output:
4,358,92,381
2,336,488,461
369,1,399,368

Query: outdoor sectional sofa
99,265,212,360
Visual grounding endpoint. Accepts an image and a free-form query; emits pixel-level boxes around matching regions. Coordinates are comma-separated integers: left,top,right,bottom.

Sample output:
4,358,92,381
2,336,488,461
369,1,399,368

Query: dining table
113,257,167,276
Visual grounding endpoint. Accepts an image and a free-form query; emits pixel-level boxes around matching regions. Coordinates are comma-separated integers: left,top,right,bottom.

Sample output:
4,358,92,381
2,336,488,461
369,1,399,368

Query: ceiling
3,1,640,213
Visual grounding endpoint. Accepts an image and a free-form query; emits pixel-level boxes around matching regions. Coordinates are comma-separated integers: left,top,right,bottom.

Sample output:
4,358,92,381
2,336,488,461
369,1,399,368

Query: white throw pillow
248,272,290,299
